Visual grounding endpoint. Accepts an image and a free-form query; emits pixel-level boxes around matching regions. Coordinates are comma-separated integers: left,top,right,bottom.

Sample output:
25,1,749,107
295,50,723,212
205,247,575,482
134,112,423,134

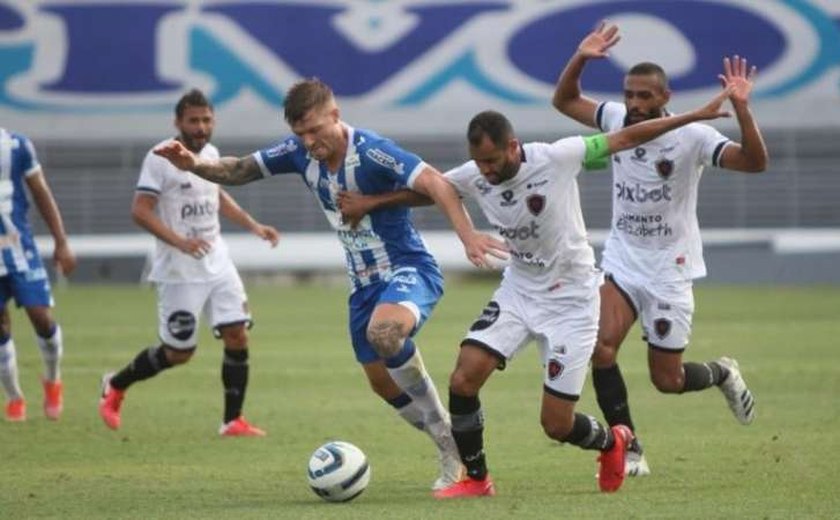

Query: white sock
0,338,23,400
37,325,62,382
395,399,426,431
388,350,454,452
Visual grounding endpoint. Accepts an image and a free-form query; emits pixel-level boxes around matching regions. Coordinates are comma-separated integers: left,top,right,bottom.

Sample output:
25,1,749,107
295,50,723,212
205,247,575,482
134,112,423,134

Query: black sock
222,348,249,423
563,413,614,451
449,389,487,480
682,361,724,392
111,346,173,390
592,364,635,431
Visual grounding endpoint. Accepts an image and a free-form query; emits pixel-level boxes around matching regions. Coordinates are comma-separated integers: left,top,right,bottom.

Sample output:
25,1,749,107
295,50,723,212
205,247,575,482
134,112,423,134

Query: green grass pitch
1,280,838,519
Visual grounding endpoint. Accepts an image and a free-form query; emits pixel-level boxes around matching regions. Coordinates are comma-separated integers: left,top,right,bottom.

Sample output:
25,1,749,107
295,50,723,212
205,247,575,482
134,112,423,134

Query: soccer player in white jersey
153,79,506,490
98,90,280,436
337,88,736,497
0,129,76,422
553,23,767,475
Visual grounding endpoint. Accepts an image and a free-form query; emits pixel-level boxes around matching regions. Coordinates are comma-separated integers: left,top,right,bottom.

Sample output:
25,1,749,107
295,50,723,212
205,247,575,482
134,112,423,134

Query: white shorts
462,275,600,400
156,268,250,349
607,272,694,351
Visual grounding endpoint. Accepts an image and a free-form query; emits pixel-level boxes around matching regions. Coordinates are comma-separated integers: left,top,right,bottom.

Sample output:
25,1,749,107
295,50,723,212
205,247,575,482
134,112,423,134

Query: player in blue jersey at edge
153,78,508,490
0,128,76,422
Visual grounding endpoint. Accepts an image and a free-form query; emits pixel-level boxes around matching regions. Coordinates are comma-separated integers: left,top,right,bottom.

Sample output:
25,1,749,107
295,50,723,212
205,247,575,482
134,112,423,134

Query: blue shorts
348,266,443,364
0,266,54,308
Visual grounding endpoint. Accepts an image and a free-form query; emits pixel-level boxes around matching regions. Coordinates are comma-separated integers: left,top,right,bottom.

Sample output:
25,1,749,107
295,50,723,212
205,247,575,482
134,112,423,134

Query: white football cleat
433,448,465,491
625,437,651,477
716,357,756,425
427,420,465,490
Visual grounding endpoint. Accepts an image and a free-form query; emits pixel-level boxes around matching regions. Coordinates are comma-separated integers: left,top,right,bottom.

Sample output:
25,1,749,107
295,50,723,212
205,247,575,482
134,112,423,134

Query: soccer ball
307,441,371,502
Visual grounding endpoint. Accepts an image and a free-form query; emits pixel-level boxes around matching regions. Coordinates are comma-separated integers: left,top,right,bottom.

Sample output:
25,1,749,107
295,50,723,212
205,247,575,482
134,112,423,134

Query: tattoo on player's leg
367,320,405,358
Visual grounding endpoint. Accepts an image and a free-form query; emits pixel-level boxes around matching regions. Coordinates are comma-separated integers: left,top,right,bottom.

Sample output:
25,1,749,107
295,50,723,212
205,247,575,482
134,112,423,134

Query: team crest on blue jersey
526,194,545,216
655,158,674,179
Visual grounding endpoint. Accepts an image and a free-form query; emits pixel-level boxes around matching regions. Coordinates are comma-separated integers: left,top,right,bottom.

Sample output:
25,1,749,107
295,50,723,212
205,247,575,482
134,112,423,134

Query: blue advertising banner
1,0,838,139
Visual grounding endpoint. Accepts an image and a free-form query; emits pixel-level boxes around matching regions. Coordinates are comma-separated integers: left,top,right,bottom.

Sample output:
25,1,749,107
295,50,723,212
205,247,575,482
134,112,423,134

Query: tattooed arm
153,140,262,185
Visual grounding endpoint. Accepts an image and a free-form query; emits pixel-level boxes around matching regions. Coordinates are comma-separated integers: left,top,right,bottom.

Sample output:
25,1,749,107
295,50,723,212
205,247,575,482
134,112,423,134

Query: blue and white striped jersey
0,128,44,276
254,124,440,291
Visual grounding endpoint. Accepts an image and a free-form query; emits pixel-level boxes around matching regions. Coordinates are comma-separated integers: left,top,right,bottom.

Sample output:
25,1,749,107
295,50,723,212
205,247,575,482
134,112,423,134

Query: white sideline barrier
34,228,840,274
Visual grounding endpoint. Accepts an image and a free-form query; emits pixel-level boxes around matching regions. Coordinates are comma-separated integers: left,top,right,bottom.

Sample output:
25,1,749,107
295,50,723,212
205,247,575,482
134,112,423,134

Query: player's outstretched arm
153,140,262,185
603,85,735,155
336,190,433,228
219,189,280,247
552,21,620,128
25,170,76,276
412,167,508,268
717,55,768,173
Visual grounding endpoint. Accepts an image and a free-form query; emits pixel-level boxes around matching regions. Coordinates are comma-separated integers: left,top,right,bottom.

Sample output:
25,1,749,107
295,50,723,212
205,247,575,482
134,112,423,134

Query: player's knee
366,321,406,359
220,325,248,349
651,369,683,393
591,339,619,368
541,416,573,442
163,346,194,366
449,369,480,396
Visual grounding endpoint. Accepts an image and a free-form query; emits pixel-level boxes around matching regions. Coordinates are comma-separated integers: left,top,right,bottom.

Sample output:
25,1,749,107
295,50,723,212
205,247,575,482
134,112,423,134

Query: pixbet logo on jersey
180,200,216,220
615,182,672,204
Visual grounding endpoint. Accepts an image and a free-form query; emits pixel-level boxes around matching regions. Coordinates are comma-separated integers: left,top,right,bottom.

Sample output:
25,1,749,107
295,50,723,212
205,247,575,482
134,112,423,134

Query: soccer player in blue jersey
0,128,76,422
153,78,506,490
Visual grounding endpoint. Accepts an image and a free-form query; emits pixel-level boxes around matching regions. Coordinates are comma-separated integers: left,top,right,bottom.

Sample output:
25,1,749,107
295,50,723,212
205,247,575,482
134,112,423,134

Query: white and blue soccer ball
307,441,371,502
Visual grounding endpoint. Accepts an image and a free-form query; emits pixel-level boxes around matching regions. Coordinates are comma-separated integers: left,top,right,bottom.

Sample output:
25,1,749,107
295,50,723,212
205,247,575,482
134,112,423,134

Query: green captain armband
582,133,610,170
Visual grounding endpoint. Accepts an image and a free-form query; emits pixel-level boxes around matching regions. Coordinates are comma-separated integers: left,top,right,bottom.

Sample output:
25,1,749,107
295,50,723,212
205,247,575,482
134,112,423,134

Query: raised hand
577,21,621,59
690,84,738,121
718,55,756,105
153,140,198,171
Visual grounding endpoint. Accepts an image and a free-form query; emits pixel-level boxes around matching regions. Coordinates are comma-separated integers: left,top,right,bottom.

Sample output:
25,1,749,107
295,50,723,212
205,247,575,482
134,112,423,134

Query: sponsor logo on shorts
547,359,564,380
469,301,500,331
167,310,196,341
654,318,672,339
526,194,545,216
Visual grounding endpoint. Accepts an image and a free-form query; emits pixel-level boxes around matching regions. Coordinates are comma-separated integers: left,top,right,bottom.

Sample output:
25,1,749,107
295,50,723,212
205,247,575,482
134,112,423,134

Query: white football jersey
136,140,233,283
446,137,596,293
596,101,731,281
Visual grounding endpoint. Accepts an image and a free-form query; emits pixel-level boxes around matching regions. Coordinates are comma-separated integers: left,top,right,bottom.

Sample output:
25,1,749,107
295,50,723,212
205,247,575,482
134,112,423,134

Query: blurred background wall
2,0,839,283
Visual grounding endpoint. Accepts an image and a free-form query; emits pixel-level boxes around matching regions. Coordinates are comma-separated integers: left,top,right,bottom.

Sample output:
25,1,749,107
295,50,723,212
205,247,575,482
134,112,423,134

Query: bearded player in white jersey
553,23,767,476
338,85,736,496
98,89,280,436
